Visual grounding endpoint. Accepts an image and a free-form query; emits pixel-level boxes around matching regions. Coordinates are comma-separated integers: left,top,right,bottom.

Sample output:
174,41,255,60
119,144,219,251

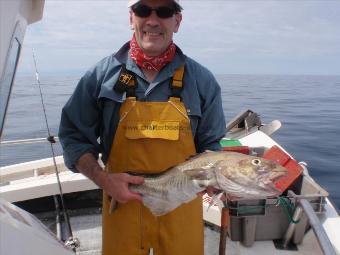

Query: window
0,36,22,137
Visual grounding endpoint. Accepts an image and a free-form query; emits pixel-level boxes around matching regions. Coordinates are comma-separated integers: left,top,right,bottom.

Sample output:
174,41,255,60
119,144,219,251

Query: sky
17,0,340,76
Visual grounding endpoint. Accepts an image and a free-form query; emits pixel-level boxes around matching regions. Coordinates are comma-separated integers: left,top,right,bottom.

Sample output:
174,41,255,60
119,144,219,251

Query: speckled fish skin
130,151,288,216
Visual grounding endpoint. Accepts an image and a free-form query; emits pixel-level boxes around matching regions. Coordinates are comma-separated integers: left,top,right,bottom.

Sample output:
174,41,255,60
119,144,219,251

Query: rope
32,49,78,251
277,196,300,224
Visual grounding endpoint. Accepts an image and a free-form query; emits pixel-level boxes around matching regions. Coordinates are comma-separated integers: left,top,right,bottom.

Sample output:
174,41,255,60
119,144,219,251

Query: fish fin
206,191,224,212
184,168,213,180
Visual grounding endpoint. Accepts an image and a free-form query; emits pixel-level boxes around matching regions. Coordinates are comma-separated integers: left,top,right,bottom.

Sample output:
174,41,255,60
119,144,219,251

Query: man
59,0,226,254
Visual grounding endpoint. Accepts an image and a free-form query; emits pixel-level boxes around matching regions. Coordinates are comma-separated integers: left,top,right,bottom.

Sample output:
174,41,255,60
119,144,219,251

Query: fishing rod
0,137,59,145
32,49,79,252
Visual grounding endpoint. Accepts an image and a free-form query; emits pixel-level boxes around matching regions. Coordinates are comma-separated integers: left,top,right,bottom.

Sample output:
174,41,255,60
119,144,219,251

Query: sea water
1,73,339,210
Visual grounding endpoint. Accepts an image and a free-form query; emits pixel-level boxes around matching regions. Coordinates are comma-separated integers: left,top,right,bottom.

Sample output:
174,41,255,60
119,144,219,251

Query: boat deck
32,205,339,255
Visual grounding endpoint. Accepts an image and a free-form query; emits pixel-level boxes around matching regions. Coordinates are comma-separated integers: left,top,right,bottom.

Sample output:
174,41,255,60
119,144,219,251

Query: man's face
129,0,182,57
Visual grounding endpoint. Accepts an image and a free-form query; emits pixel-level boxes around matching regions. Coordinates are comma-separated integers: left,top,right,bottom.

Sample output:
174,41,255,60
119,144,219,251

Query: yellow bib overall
102,68,204,255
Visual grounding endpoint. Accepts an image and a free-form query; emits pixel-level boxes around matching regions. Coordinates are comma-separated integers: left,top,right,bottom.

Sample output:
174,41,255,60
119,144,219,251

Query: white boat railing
298,199,337,255
280,198,337,255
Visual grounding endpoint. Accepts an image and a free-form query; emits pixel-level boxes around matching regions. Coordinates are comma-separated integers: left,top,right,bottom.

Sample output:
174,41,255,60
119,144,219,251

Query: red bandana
129,34,176,72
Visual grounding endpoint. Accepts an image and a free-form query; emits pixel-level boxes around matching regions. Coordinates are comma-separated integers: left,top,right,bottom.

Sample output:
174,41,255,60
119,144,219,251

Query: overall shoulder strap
170,65,185,99
114,65,137,98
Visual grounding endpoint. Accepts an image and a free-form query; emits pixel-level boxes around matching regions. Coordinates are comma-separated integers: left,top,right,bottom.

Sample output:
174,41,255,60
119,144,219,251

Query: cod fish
130,151,287,216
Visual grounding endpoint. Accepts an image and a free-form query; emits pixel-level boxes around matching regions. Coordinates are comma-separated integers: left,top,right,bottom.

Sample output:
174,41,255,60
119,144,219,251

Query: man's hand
101,172,144,203
197,186,217,197
75,153,144,204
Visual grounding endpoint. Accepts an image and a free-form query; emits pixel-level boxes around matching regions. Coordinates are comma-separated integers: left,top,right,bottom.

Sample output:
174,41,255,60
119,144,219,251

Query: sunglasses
132,4,177,19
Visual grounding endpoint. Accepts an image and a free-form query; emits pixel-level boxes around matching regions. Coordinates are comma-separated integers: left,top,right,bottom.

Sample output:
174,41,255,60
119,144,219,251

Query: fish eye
252,159,261,166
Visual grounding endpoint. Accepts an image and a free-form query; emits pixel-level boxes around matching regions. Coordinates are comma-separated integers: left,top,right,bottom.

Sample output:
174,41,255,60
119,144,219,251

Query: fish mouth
254,169,287,196
256,164,287,180
254,178,282,197
268,170,287,182
256,170,286,185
